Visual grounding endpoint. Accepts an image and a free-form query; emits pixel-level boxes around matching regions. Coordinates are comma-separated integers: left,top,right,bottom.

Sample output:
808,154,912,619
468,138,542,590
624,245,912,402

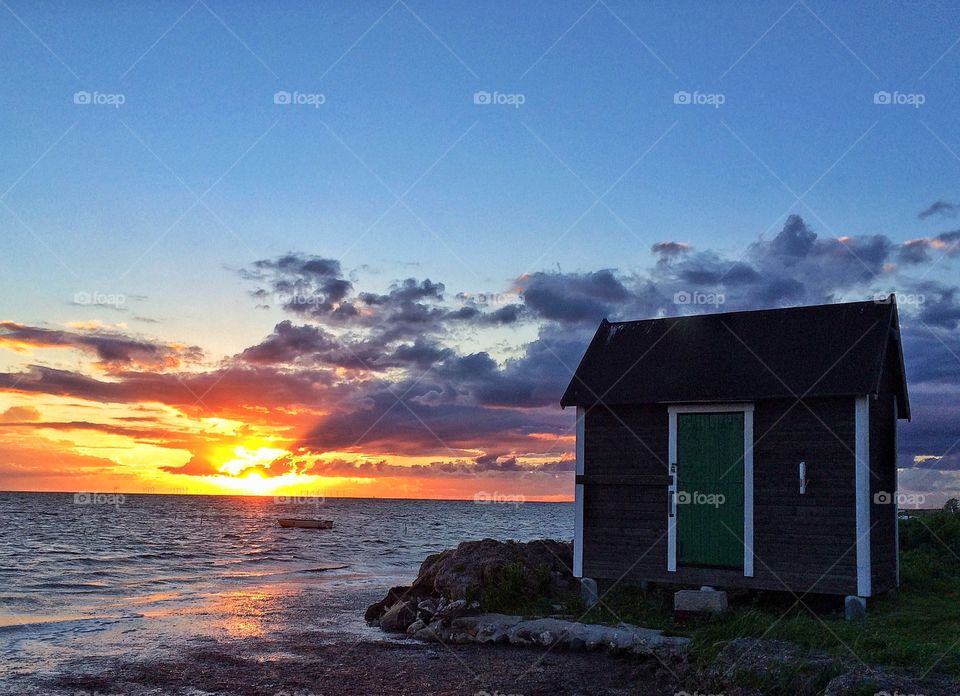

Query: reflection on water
0,493,573,685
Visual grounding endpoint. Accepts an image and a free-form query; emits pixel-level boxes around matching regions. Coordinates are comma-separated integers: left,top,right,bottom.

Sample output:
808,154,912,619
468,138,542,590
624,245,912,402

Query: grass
571,512,960,679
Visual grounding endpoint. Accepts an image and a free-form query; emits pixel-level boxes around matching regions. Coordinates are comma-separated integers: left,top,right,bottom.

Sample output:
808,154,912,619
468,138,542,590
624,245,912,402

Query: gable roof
560,296,910,419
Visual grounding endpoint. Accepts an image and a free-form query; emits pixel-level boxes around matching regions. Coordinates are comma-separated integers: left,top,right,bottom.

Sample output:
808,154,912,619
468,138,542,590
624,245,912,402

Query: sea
0,492,573,694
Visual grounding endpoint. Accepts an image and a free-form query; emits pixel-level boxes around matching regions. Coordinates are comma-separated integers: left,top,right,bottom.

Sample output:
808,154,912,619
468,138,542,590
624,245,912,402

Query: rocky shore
363,538,958,696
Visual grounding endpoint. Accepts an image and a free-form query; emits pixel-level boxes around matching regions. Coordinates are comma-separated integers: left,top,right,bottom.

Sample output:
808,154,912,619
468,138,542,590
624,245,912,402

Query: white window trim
573,406,585,578
667,403,755,577
855,396,872,597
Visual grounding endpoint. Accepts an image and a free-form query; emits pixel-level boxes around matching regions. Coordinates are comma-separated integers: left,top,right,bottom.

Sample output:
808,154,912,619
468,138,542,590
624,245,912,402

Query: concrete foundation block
674,589,728,615
580,577,599,608
844,595,867,621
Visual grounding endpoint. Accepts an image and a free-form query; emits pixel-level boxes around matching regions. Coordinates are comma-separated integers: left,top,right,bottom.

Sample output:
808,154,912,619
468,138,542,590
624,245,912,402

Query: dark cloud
651,241,690,257
237,321,338,365
0,321,202,372
4,214,960,488
242,253,353,318
520,269,630,324
919,200,958,220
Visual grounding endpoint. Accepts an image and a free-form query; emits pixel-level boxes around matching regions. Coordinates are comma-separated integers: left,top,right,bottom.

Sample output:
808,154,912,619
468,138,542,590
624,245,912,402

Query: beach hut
560,297,909,606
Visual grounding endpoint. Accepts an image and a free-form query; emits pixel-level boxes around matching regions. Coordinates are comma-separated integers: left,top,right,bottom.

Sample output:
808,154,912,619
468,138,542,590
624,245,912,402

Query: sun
217,445,289,477
235,471,274,495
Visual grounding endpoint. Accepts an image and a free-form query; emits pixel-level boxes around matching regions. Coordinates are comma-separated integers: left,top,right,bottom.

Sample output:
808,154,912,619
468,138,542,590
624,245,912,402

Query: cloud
919,200,958,220
651,241,691,257
519,269,631,324
897,230,960,265
0,321,203,372
0,405,41,422
3,214,960,495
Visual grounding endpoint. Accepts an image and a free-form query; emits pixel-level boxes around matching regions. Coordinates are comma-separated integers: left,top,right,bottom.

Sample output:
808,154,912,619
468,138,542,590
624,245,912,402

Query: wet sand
3,578,683,695
48,634,683,696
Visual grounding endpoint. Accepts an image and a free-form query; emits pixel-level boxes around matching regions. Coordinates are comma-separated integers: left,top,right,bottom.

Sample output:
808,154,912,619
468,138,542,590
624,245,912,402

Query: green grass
571,512,960,679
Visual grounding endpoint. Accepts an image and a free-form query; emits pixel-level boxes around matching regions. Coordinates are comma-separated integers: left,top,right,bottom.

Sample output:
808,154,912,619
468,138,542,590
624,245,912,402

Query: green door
677,412,744,568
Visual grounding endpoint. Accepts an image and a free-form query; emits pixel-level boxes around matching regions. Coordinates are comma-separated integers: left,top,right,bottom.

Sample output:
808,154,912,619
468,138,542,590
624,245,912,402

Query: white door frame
667,403,754,577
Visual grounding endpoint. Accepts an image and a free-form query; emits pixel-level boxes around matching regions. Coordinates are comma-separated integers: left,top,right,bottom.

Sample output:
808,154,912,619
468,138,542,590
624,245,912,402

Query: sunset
3,2,960,694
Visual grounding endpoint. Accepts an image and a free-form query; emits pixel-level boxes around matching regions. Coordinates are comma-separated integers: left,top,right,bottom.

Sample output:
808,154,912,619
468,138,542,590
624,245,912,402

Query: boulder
409,538,574,600
823,666,946,696
363,585,411,623
411,613,689,655
365,538,574,626
378,600,417,632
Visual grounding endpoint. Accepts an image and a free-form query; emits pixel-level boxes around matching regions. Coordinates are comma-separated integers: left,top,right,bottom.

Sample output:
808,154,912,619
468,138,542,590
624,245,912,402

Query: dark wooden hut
560,297,909,601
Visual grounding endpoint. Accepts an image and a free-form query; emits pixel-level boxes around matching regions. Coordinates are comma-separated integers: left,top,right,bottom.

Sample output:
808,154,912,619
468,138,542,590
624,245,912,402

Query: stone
405,619,425,635
416,598,437,621
844,595,866,621
436,598,473,621
674,589,728,615
363,584,410,623
379,600,417,632
435,614,689,655
408,538,575,601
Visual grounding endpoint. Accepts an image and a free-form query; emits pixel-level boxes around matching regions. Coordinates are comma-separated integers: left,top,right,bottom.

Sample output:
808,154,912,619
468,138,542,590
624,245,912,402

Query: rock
363,584,410,623
453,613,522,643
405,619,425,635
416,598,437,621
822,665,949,696
409,538,575,601
709,638,840,694
432,613,690,655
436,598,469,621
674,589,728,616
379,600,417,632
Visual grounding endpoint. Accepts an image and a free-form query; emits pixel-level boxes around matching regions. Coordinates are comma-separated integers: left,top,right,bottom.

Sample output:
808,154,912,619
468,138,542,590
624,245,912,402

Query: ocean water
0,492,573,692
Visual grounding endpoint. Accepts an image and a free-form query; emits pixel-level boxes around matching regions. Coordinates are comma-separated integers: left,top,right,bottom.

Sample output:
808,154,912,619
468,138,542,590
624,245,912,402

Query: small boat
277,518,333,529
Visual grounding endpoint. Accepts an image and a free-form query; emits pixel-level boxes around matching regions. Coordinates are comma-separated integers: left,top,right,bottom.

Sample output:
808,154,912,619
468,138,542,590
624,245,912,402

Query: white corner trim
743,410,755,577
667,409,678,572
855,396,872,597
573,407,585,578
666,404,754,576
894,400,900,588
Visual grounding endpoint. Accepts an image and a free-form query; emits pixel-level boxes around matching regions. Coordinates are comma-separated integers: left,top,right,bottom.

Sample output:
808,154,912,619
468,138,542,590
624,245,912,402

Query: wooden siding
582,398,863,595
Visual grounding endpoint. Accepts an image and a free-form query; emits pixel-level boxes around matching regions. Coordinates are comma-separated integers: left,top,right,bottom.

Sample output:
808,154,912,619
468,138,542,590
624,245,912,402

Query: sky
1,0,959,503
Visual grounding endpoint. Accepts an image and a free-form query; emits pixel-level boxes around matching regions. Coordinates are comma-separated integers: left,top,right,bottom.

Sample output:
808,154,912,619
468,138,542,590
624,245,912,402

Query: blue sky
2,1,960,500
4,1,960,346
